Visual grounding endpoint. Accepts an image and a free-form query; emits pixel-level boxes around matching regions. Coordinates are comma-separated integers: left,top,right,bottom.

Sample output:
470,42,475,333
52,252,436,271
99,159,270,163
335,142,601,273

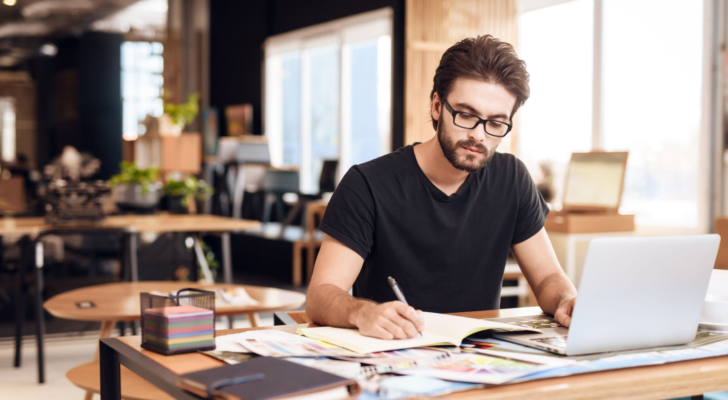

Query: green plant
199,240,219,280
163,92,200,127
109,162,159,194
162,175,214,206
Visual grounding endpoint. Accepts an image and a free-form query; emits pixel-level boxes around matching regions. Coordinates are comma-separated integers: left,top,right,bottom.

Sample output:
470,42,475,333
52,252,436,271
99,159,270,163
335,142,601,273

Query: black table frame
99,337,200,400
11,228,135,384
12,224,238,384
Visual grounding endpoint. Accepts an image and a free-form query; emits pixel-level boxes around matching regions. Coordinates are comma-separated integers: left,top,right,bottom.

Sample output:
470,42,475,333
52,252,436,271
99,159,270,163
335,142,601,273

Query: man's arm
511,228,577,326
306,234,425,339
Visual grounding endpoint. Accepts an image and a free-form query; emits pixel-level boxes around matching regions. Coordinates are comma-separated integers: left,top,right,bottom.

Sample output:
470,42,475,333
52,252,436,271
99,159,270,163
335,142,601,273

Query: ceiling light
3,0,17,6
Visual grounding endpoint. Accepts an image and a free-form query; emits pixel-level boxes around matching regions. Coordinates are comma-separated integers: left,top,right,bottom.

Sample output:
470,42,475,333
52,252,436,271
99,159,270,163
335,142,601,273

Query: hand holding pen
388,276,424,337
351,278,425,340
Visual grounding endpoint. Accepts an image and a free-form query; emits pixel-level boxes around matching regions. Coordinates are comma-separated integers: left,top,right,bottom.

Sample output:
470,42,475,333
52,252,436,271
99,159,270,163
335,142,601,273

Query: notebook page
422,313,539,344
298,326,455,354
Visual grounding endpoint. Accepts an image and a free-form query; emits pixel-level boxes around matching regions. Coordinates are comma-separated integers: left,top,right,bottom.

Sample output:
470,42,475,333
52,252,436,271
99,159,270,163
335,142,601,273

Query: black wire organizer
140,288,216,355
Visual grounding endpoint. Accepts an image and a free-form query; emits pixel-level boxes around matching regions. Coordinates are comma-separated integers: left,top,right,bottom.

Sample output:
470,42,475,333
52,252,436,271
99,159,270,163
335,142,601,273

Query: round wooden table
44,281,305,400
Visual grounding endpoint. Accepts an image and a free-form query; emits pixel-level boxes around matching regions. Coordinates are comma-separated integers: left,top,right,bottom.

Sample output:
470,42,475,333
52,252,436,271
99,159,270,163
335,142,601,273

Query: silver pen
387,276,424,337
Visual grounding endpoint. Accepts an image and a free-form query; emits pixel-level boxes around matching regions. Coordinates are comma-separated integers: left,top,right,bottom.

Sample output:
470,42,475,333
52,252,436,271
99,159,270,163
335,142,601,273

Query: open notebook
298,312,540,354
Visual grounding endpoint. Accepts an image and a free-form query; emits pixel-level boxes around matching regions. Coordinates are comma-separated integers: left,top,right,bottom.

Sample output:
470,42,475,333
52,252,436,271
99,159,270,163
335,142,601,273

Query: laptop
494,235,720,356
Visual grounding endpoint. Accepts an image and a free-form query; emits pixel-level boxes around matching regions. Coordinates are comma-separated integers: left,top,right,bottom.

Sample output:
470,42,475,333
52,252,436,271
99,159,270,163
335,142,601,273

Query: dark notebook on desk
177,356,361,400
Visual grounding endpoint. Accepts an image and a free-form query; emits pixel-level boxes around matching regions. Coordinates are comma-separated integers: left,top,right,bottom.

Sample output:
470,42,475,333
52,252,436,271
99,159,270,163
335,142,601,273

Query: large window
519,0,594,206
519,0,706,229
121,42,164,136
601,0,704,228
265,9,392,193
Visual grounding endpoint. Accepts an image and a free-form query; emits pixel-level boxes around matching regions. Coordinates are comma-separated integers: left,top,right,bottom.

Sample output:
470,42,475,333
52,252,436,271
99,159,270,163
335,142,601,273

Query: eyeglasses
442,99,513,138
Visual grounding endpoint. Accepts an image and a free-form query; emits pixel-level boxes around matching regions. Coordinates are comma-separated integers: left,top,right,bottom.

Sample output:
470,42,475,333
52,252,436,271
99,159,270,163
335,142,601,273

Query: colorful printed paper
234,330,364,358
399,353,552,384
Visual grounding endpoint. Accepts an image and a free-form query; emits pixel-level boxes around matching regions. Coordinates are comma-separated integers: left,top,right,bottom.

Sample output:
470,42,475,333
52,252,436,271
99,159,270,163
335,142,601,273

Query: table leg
517,276,527,308
121,233,138,282
246,312,261,327
306,243,315,284
93,321,117,361
129,233,138,282
221,232,232,284
99,340,121,400
13,236,28,368
292,241,302,287
193,237,214,283
565,236,577,283
34,241,45,384
87,320,116,400
232,164,246,219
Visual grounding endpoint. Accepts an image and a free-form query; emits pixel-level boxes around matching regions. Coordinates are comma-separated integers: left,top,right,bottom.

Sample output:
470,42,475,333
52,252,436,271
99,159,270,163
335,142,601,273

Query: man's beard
437,122,495,173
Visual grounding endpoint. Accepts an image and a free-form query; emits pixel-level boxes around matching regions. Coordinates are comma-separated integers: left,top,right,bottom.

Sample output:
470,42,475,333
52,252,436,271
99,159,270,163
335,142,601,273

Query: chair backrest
305,200,328,241
261,169,300,193
318,160,338,193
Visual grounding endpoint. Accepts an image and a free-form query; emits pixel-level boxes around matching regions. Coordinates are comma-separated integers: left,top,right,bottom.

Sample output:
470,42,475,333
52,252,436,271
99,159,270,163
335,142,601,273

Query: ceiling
0,0,167,68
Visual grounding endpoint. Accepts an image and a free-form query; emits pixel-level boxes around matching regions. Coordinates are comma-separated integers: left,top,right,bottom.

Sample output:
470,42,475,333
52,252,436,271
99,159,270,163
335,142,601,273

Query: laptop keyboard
532,335,568,348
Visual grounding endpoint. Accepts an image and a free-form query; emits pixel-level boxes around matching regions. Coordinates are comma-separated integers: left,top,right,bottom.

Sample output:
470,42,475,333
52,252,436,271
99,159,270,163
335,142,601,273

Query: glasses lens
453,112,480,129
484,120,509,137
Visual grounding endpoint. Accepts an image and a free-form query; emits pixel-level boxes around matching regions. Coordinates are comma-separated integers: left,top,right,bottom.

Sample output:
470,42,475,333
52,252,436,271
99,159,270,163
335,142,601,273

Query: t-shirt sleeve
319,167,375,259
511,158,550,244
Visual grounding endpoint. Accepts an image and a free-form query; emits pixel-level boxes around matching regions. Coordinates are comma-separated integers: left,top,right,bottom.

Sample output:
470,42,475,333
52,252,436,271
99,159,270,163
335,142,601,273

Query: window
519,0,706,229
121,42,164,136
265,9,392,193
602,0,704,228
0,98,15,162
518,0,594,206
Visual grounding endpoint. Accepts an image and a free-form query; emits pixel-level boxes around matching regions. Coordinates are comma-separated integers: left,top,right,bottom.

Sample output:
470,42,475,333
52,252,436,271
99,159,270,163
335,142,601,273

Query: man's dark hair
430,35,530,130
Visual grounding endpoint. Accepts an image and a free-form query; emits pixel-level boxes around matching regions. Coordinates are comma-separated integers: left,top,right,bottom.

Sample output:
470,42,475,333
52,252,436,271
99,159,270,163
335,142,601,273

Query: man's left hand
554,296,576,327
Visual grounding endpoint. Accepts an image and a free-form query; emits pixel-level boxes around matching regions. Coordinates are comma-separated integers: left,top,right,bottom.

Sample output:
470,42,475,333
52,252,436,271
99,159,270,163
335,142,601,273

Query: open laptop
494,235,720,356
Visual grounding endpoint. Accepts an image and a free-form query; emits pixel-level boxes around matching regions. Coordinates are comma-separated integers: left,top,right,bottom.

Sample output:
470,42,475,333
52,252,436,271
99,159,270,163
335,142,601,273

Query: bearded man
306,35,577,339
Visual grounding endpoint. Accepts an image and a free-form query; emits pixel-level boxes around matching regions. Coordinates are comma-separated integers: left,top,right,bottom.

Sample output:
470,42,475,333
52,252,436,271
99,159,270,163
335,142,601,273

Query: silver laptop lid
566,234,720,356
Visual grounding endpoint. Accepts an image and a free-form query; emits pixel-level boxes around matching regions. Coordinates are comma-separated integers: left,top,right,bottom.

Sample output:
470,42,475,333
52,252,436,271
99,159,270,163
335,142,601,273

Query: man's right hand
351,301,425,340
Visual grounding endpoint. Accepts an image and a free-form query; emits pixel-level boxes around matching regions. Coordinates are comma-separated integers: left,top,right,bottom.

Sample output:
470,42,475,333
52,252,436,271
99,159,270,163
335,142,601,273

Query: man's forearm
533,271,577,315
306,283,372,327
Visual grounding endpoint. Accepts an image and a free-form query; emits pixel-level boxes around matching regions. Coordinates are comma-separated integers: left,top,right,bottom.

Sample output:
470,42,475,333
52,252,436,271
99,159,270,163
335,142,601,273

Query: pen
387,276,424,337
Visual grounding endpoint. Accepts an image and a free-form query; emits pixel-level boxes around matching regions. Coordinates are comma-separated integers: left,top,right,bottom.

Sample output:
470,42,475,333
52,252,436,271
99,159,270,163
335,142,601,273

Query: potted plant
109,162,160,212
162,175,213,214
161,92,200,136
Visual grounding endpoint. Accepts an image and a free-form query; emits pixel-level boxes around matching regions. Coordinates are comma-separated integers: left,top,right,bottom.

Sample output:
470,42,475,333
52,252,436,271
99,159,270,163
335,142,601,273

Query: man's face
432,78,517,173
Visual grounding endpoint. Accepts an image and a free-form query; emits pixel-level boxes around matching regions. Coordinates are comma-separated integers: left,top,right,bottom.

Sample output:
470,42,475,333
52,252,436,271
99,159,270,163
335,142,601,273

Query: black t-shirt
319,144,549,313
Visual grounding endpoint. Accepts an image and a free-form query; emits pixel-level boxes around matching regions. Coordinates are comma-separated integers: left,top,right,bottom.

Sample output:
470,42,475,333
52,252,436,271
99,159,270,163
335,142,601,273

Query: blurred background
0,0,727,397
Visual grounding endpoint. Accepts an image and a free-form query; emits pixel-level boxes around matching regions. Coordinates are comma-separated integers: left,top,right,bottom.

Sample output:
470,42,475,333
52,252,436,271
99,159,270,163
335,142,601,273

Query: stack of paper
144,305,214,352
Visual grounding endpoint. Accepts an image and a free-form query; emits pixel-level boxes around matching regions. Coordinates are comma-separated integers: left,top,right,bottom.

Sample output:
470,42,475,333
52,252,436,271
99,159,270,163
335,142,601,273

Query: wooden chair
502,262,536,307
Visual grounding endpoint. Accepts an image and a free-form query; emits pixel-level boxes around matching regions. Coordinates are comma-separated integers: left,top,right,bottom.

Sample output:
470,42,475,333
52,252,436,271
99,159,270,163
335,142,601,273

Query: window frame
519,0,717,233
263,7,393,193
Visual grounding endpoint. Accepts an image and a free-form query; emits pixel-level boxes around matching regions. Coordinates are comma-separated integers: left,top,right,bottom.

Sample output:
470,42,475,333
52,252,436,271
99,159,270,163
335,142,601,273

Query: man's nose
467,124,487,142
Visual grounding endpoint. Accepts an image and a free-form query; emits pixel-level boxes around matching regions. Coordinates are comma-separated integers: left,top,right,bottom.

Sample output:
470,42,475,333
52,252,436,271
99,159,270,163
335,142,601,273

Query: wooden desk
98,307,728,400
46,281,305,400
0,214,259,235
44,281,305,325
0,214,260,282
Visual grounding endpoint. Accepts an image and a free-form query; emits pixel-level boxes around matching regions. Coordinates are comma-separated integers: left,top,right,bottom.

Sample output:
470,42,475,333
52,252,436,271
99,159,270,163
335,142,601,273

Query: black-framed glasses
442,99,513,138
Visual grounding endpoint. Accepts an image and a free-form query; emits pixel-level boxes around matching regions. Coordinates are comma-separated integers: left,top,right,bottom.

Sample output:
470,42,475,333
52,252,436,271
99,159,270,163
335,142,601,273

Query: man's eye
488,120,504,127
459,113,477,120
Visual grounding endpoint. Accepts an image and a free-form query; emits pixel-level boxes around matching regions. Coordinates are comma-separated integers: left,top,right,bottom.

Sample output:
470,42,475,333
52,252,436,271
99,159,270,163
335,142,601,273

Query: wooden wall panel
404,0,519,147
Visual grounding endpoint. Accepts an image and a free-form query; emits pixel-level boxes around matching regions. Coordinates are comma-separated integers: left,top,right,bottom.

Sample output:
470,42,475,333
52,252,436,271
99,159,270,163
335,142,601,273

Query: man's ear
431,92,442,123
